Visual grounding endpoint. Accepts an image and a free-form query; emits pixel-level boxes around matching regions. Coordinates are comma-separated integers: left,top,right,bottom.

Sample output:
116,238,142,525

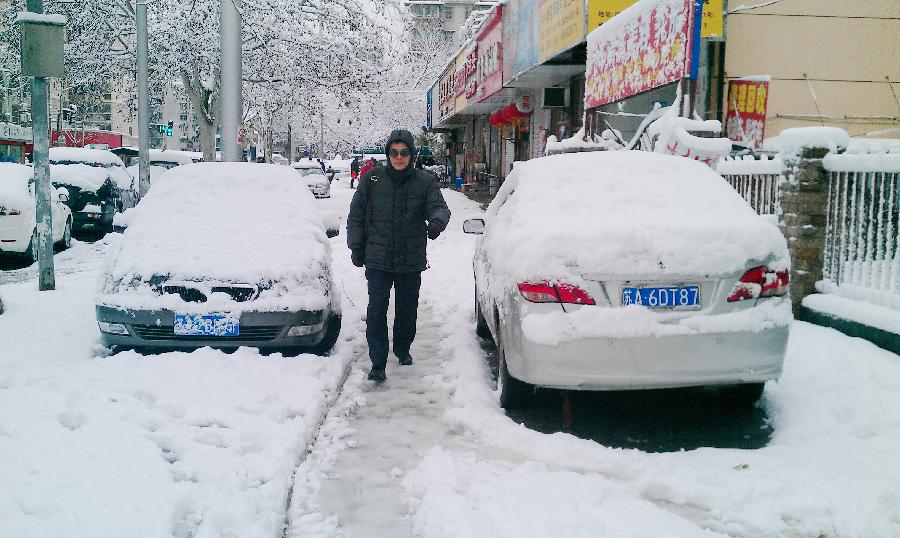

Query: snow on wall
717,154,784,176
544,127,622,155
777,127,850,157
823,151,900,173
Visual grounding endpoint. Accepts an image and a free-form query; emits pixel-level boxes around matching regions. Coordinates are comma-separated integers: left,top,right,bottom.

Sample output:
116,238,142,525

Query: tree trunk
181,68,218,162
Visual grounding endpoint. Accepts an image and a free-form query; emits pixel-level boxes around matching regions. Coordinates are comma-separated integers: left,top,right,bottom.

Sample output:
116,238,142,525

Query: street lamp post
136,1,150,196
220,0,242,162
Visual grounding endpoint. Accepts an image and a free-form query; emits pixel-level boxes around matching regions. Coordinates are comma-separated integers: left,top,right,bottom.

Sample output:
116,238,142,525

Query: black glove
427,221,442,240
351,250,365,267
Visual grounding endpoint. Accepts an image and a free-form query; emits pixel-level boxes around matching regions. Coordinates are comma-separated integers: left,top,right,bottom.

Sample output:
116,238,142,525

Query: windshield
150,161,181,169
295,168,318,176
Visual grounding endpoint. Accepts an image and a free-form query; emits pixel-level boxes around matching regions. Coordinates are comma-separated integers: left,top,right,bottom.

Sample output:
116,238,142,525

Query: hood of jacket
384,129,417,173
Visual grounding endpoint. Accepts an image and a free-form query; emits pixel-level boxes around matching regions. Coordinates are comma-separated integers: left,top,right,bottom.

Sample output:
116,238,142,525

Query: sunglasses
389,149,412,158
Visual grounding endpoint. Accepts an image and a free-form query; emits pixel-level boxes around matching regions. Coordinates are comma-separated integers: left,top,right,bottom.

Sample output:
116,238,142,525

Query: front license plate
622,285,700,310
174,314,240,336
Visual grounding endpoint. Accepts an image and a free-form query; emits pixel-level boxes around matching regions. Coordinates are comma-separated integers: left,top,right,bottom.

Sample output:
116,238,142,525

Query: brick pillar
778,147,830,316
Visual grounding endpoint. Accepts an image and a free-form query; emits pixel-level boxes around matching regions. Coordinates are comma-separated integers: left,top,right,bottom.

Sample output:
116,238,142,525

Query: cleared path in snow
285,303,474,537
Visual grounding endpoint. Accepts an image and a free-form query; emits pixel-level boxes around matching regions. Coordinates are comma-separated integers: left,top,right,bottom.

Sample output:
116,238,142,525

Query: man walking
350,156,360,188
347,129,451,382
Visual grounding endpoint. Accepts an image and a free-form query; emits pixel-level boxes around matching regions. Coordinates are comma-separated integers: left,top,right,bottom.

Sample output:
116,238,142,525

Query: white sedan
95,163,341,355
464,151,792,409
0,163,72,259
291,160,330,198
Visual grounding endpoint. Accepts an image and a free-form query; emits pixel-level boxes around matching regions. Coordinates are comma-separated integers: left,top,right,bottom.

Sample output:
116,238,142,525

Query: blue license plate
174,314,240,336
622,285,700,310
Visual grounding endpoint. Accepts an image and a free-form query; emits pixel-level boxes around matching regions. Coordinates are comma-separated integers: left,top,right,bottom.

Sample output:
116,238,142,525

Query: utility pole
220,0,242,162
136,1,150,196
21,0,64,291
319,111,324,160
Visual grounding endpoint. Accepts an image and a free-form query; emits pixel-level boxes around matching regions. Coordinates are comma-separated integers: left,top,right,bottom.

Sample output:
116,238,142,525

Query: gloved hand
427,221,442,240
351,250,365,267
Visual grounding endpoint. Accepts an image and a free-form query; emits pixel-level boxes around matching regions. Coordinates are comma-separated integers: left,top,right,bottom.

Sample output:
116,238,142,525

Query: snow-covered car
291,159,330,198
125,149,197,185
95,162,341,355
49,147,138,234
463,151,792,409
0,163,73,259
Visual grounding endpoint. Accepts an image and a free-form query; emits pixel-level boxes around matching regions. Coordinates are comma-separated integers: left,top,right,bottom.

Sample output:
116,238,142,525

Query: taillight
517,282,596,305
727,266,789,302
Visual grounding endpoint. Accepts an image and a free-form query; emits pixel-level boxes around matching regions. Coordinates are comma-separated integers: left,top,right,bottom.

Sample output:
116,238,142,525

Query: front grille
131,324,284,341
162,286,206,302
211,286,256,302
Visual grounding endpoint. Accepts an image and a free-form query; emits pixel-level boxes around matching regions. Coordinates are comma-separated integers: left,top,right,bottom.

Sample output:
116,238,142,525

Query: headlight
98,321,129,335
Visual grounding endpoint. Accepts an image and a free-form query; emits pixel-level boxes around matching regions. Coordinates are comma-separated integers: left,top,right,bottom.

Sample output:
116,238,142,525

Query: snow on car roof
148,150,195,165
0,163,33,209
103,163,329,290
50,163,110,193
482,151,788,282
49,147,125,167
291,158,323,169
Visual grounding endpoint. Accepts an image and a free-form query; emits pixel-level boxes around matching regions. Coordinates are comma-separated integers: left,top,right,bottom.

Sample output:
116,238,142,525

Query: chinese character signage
584,0,695,109
539,0,585,62
725,79,769,149
426,89,433,129
589,0,723,38
477,7,503,102
437,61,457,123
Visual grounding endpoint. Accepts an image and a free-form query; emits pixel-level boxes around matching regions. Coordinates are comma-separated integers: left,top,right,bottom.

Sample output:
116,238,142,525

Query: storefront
0,123,33,163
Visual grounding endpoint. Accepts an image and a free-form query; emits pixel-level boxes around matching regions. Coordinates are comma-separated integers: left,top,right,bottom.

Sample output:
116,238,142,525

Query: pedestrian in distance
350,156,361,188
347,129,451,382
358,157,376,182
325,165,336,183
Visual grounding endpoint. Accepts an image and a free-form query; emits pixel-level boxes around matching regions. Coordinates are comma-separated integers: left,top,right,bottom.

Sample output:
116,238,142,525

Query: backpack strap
364,172,378,241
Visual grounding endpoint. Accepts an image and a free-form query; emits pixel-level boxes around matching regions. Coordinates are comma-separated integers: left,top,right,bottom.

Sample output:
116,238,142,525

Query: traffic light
154,123,173,137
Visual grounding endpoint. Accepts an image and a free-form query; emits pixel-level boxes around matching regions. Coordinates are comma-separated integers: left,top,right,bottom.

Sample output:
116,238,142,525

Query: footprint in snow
57,411,86,431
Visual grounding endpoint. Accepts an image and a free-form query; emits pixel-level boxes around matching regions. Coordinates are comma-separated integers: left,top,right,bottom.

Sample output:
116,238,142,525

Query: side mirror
463,218,485,234
326,228,340,238
56,186,69,203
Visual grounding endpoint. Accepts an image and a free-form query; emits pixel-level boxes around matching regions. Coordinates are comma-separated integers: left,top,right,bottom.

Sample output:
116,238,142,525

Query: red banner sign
725,79,769,149
585,0,694,109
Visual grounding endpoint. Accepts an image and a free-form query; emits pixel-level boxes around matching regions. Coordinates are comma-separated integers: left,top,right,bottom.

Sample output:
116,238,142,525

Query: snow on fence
716,155,783,215
820,152,900,309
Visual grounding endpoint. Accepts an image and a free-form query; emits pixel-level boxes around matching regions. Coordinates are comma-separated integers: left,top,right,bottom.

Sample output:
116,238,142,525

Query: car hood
101,163,330,287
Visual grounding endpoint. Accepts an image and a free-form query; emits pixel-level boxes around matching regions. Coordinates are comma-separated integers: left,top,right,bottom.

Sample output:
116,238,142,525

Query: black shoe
367,368,386,382
397,352,413,366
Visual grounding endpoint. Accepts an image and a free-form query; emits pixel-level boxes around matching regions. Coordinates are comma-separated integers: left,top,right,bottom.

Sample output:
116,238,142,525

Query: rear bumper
73,210,112,231
504,322,790,390
0,217,33,254
96,305,333,351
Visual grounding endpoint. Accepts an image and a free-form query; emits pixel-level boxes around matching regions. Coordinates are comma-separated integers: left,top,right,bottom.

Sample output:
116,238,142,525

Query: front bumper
96,305,333,351
504,320,790,390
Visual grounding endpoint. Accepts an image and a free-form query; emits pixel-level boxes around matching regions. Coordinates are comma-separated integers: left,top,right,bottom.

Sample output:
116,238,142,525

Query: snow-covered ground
2,174,898,537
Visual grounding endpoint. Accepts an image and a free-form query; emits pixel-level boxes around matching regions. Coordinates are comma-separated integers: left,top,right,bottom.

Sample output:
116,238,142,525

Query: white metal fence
717,155,782,215
821,160,900,309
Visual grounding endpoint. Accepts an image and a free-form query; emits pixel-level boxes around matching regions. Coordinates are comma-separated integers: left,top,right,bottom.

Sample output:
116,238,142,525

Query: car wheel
475,291,492,340
497,330,532,410
720,382,765,406
310,314,341,356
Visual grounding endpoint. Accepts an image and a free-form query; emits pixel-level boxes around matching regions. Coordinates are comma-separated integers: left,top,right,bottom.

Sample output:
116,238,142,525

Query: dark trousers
365,268,422,369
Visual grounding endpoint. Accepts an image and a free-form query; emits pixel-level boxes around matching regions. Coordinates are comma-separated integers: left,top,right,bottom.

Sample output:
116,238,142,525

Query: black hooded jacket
347,129,451,272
